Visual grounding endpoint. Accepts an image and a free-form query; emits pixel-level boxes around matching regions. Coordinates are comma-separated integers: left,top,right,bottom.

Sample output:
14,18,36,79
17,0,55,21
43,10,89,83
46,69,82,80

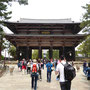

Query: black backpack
61,62,76,81
38,63,41,70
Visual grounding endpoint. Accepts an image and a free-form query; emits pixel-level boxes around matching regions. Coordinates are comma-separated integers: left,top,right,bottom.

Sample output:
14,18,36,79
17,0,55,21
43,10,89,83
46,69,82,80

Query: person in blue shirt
83,60,87,75
86,62,90,80
46,60,53,82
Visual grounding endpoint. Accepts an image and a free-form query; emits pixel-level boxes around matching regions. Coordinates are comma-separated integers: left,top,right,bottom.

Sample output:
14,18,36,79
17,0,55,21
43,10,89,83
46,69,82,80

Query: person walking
86,62,90,80
31,59,38,90
55,55,71,90
22,58,27,74
46,60,53,82
38,59,42,80
27,60,31,74
83,60,87,75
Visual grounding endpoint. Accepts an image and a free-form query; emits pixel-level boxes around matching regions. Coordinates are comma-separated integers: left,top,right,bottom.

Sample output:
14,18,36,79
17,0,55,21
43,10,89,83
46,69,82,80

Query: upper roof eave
4,20,80,24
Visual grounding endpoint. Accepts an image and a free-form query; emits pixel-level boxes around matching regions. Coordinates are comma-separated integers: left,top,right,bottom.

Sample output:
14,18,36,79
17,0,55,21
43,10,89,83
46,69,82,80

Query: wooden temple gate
5,18,85,61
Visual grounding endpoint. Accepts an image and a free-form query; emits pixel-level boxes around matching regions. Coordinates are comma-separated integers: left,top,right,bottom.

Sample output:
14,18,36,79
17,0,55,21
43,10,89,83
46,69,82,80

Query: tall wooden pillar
16,46,20,60
59,47,63,58
49,47,53,59
38,47,42,59
63,46,65,56
26,46,29,60
29,47,32,59
64,47,75,61
73,47,75,61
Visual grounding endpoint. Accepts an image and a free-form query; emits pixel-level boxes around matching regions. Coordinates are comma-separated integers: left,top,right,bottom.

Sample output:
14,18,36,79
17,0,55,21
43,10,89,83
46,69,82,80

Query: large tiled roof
17,18,78,24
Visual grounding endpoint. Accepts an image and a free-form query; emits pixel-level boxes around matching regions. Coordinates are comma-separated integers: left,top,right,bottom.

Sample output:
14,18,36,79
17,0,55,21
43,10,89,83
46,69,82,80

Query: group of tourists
17,55,77,90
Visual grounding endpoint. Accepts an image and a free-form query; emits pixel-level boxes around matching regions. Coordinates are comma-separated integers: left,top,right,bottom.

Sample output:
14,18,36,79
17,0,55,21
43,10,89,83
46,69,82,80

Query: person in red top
31,59,39,90
22,58,26,74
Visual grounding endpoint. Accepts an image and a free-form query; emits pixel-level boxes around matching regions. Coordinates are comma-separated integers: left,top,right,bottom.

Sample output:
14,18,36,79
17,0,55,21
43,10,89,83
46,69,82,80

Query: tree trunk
0,46,1,60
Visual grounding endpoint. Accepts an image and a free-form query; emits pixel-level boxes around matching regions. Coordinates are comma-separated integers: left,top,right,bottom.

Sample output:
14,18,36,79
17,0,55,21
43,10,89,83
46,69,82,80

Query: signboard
41,31,50,34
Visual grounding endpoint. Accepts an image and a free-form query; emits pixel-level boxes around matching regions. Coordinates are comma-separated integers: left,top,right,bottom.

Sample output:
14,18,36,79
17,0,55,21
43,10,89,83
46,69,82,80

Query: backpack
48,64,51,71
61,62,76,81
38,63,41,70
32,64,37,73
22,61,26,66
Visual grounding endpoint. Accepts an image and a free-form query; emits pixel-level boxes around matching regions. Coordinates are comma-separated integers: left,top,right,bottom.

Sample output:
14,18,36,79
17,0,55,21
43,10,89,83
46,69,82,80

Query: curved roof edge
4,18,80,24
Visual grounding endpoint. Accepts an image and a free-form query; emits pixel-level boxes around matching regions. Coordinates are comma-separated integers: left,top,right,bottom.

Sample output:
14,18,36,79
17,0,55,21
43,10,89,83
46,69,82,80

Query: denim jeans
83,67,87,75
31,73,38,90
60,81,71,90
47,71,51,82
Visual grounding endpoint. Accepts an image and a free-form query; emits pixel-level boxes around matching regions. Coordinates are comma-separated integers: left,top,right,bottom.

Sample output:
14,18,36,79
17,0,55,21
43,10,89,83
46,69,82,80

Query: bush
1,55,4,60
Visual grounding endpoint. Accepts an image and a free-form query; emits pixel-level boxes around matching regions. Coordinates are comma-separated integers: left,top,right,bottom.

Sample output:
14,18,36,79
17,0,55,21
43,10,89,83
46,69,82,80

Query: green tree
77,35,90,57
32,50,38,59
8,45,16,59
0,0,28,60
80,4,90,33
77,3,90,57
53,50,59,59
0,32,7,60
46,51,49,59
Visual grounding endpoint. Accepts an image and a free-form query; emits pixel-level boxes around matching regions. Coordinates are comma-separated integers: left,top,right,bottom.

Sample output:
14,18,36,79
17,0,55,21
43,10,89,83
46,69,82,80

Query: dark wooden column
73,47,75,61
63,46,65,56
26,46,29,60
59,47,63,58
38,47,42,59
49,47,53,59
29,47,32,59
64,47,75,61
16,46,20,60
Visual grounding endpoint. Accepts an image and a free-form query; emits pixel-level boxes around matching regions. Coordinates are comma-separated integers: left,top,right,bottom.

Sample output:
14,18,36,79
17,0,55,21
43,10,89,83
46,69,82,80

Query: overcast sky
8,0,89,21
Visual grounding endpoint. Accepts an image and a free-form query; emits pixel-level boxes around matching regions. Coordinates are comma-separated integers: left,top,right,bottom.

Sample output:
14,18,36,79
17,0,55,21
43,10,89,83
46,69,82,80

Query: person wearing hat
31,59,39,90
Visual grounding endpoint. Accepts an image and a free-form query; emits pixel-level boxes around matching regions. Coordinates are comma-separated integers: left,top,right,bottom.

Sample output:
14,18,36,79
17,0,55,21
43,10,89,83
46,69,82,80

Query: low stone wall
0,66,6,77
5,61,18,64
75,57,90,62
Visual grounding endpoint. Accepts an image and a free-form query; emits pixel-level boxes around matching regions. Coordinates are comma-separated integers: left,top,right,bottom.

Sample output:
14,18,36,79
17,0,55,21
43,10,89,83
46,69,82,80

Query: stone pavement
0,65,90,90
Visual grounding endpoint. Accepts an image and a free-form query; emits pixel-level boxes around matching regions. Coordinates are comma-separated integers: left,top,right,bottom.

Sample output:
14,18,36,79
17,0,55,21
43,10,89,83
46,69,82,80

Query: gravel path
0,65,90,90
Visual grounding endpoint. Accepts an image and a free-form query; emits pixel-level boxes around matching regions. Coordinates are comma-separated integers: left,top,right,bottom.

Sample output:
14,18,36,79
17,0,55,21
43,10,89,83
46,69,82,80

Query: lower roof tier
5,34,85,47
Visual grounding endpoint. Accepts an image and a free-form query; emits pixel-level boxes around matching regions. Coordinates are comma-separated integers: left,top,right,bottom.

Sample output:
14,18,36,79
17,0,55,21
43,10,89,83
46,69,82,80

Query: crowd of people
16,56,90,90
17,58,54,90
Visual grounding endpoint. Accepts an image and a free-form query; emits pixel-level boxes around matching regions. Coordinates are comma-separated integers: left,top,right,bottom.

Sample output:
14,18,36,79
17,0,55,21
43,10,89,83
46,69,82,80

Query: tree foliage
53,50,59,59
77,3,90,57
0,0,28,60
32,50,38,59
8,45,16,59
80,4,90,33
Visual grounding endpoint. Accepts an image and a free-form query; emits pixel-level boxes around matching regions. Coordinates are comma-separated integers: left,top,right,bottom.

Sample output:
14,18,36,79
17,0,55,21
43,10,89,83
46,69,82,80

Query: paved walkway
0,65,90,90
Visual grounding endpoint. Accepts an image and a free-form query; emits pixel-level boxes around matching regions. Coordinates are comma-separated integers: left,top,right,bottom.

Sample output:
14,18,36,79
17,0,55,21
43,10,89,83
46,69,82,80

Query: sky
2,0,90,57
8,0,89,21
